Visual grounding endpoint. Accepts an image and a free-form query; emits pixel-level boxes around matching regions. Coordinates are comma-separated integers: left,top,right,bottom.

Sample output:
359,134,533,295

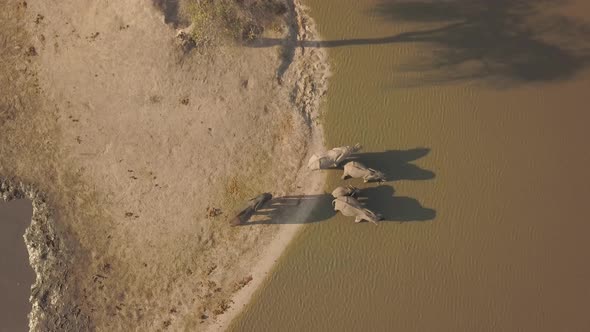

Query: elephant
230,193,273,226
341,161,386,182
307,143,362,170
332,196,382,225
331,185,360,198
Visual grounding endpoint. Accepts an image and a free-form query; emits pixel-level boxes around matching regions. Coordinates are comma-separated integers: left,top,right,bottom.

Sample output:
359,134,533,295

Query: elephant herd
310,143,385,225
231,144,387,226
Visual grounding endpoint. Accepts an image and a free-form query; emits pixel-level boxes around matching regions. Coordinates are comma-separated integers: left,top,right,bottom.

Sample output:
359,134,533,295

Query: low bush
187,0,288,45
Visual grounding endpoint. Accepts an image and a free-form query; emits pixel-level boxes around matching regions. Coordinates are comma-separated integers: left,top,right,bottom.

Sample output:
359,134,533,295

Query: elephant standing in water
307,143,362,170
332,196,382,225
230,193,273,226
341,161,386,182
331,185,360,198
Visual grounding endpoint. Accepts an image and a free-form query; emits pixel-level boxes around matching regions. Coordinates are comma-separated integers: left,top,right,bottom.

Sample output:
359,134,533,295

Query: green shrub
187,0,287,45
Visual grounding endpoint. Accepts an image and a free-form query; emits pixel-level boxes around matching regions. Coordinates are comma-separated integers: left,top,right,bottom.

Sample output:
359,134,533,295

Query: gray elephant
332,196,382,225
230,193,273,226
341,161,386,182
331,185,360,198
307,143,362,170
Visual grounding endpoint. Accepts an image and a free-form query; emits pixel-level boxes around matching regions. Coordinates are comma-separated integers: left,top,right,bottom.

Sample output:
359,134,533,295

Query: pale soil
0,0,328,331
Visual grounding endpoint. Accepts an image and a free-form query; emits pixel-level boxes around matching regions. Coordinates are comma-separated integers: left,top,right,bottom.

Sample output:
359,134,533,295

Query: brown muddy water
231,0,590,331
0,200,34,332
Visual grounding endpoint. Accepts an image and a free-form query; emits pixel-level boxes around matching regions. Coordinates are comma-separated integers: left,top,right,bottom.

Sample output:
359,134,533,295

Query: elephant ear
253,194,272,210
307,155,318,168
332,199,338,209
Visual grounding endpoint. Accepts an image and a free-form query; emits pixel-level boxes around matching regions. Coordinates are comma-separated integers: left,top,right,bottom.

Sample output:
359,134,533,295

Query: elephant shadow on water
347,147,435,181
359,185,436,222
348,148,436,222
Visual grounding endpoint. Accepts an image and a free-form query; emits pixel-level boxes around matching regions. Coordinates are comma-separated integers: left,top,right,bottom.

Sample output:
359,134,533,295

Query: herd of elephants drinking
231,143,389,226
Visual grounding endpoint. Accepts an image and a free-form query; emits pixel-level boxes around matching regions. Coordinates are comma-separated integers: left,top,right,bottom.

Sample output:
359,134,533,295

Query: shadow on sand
152,0,187,28
233,194,336,225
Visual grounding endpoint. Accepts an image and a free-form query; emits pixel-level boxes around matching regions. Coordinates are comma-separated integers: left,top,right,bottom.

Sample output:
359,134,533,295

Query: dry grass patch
187,0,288,45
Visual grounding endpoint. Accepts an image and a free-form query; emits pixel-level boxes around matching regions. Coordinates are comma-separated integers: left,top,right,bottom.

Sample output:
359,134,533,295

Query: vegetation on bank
186,0,288,45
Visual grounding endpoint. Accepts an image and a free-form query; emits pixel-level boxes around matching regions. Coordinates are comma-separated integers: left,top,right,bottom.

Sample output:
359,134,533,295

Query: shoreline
211,1,330,330
211,130,327,332
0,180,79,331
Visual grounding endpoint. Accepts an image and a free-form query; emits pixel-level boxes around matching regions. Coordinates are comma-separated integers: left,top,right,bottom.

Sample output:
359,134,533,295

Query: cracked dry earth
0,0,328,330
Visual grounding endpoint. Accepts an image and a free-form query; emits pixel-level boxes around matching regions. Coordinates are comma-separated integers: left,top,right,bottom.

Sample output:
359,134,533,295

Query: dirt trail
0,0,328,330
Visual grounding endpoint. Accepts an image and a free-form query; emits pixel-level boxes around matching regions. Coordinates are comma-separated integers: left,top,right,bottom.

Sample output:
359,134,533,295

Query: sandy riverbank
210,2,331,330
0,0,328,330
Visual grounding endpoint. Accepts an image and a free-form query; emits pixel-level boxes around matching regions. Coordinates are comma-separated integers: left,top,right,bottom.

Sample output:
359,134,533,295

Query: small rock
206,207,222,218
206,264,217,275
25,46,37,56
87,32,100,41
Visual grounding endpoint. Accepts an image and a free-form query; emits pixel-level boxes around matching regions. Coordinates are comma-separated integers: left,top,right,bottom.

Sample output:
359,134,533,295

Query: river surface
231,1,590,331
0,199,34,332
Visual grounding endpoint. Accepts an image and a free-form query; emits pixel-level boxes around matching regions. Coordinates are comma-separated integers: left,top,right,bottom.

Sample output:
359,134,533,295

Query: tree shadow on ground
249,0,590,86
359,185,435,222
346,148,435,181
152,0,186,28
233,194,336,225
